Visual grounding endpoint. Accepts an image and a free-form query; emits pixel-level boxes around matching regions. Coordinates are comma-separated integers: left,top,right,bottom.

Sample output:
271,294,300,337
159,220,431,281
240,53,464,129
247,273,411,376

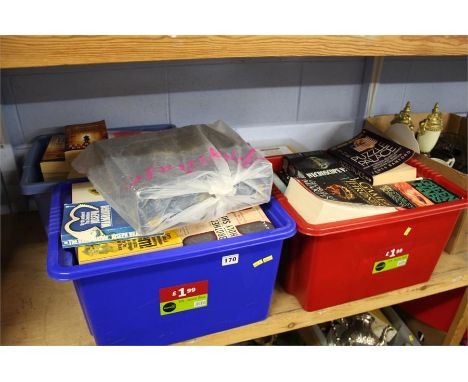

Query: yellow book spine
77,229,182,264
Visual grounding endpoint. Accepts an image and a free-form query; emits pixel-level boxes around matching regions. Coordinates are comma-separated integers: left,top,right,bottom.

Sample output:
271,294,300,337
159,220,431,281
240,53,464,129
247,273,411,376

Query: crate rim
47,181,297,282
269,155,468,237
20,124,176,195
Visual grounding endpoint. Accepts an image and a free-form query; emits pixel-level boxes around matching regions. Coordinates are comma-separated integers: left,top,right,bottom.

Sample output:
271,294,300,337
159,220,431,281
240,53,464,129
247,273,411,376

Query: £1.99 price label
159,280,208,316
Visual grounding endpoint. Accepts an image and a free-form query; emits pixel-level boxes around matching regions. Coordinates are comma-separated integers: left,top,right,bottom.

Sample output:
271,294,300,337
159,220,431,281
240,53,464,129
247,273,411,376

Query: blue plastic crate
47,181,296,345
19,124,175,232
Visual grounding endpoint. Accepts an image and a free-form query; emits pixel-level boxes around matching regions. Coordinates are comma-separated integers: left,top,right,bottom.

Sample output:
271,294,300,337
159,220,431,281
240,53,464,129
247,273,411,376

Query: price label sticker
372,254,409,274
159,280,208,315
222,254,239,266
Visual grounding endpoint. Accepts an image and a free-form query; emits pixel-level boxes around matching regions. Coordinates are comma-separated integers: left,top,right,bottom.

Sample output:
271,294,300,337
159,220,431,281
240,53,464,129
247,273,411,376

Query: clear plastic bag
72,121,273,235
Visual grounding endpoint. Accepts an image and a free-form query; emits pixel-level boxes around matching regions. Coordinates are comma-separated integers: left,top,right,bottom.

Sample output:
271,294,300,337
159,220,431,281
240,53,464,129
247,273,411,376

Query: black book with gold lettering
328,129,414,184
281,150,395,207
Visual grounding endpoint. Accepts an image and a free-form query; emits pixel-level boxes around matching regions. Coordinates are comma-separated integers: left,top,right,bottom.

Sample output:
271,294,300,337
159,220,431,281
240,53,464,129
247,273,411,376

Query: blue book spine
61,201,139,248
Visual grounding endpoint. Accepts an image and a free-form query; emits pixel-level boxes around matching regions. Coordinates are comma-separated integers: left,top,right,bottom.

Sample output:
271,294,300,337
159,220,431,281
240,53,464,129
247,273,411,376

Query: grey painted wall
1,57,367,154
1,55,467,214
3,56,465,156
372,56,468,116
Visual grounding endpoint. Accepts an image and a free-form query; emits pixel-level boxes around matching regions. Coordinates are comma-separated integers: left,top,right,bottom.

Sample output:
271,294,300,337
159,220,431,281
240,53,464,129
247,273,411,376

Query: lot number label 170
222,254,239,266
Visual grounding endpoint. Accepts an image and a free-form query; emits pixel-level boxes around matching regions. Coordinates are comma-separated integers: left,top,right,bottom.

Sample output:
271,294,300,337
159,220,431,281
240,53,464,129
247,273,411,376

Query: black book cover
328,129,414,180
282,150,344,183
282,151,395,207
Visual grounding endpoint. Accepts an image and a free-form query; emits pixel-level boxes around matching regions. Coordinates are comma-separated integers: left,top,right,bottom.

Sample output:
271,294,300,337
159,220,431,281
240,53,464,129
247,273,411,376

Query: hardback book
377,179,460,208
328,129,415,185
40,134,71,178
284,177,397,224
61,201,143,248
64,120,108,163
71,182,105,203
76,205,274,264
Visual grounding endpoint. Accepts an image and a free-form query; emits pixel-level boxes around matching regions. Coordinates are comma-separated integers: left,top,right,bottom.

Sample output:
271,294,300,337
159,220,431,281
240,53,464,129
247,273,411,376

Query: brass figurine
391,101,414,131
419,102,443,135
417,103,444,155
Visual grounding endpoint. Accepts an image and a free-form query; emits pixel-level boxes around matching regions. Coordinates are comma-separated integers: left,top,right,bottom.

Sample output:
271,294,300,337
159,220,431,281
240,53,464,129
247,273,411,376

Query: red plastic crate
267,155,468,311
398,287,467,338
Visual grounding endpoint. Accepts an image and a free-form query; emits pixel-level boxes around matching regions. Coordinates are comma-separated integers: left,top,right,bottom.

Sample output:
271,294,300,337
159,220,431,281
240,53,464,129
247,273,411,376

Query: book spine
340,160,373,184
77,230,182,263
377,185,417,209
281,155,289,176
62,231,140,248
411,179,460,203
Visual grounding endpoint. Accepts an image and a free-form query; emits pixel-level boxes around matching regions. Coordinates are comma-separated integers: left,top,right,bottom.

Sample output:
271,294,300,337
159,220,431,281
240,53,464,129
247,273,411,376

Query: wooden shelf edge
1,35,467,69
176,252,468,345
2,212,467,346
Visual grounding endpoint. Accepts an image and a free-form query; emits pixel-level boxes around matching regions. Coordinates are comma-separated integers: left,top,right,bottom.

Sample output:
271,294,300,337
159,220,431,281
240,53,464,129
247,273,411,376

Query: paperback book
377,179,460,208
328,129,415,185
280,150,461,224
281,151,396,207
77,205,274,263
284,177,398,224
61,201,144,248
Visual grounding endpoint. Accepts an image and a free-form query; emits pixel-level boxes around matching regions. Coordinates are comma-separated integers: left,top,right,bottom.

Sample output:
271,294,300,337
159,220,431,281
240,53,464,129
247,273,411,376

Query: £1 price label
379,242,412,259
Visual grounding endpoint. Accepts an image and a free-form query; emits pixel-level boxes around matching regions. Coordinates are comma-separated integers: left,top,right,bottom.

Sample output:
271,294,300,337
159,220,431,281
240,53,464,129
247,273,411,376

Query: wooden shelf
2,35,467,346
1,212,467,345
1,35,467,69
176,252,468,345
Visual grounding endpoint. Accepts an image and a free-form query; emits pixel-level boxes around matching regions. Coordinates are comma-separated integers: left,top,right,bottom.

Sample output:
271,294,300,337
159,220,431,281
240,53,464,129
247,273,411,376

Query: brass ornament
417,103,444,155
418,102,443,135
391,101,414,131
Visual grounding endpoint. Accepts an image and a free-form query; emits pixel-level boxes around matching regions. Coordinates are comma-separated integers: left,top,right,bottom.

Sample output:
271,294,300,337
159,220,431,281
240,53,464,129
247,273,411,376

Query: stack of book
280,129,460,224
40,120,108,181
40,134,70,182
62,182,275,264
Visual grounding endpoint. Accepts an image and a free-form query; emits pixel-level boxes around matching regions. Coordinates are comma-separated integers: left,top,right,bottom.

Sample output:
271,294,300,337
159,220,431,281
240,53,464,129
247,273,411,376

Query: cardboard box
365,113,467,254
